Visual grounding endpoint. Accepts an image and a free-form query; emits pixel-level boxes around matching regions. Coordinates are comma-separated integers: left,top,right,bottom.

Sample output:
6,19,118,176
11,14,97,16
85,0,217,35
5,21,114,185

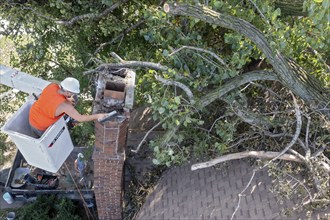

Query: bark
197,70,278,108
222,98,276,130
274,0,307,16
55,1,128,26
169,45,226,66
155,75,195,104
164,3,330,116
191,151,303,171
84,60,169,74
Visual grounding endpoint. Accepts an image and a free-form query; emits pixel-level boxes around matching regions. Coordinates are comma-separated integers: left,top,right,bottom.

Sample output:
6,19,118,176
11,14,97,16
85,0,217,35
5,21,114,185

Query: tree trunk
164,3,330,116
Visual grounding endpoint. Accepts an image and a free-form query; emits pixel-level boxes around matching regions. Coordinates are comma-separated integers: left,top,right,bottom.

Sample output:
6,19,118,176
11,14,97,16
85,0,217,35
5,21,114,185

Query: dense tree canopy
0,0,329,217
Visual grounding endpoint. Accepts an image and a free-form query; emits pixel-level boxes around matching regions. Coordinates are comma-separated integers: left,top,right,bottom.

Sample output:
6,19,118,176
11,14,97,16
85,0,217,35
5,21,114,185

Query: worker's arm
55,101,106,122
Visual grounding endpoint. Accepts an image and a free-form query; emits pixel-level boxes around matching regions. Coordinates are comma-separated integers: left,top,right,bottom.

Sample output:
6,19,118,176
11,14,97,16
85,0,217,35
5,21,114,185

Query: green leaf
213,1,223,10
158,107,165,114
163,49,169,57
197,120,204,125
174,96,180,104
102,0,113,6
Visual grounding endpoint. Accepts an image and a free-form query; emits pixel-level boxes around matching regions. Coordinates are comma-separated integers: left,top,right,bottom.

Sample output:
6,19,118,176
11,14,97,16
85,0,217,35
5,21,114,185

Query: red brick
93,108,128,219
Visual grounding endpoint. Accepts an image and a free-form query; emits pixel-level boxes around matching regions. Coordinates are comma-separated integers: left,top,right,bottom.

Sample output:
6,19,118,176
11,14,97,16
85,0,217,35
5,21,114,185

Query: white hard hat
60,77,80,94
78,153,84,158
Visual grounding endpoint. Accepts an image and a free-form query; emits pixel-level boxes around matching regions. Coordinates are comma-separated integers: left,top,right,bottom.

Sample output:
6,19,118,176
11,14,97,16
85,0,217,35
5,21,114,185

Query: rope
64,162,94,220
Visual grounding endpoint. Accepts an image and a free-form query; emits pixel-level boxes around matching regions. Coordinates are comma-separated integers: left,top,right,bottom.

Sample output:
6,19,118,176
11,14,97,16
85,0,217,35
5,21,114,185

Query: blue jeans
30,124,45,138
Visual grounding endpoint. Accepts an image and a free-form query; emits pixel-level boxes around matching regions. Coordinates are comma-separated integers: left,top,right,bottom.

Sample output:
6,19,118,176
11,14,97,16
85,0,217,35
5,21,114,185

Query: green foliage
69,99,96,146
0,37,18,66
0,0,329,174
18,195,80,219
0,2,329,218
0,133,6,164
0,87,26,164
151,143,186,167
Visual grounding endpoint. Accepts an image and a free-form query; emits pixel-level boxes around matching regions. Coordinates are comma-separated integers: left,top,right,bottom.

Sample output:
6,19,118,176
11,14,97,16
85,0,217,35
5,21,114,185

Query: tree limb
83,60,169,75
231,169,256,220
163,3,330,111
90,19,145,59
131,120,164,153
225,99,275,130
304,114,311,159
263,92,302,167
191,150,303,171
169,45,227,66
302,198,330,207
86,58,279,112
198,70,278,108
247,0,270,25
55,1,128,26
155,75,195,104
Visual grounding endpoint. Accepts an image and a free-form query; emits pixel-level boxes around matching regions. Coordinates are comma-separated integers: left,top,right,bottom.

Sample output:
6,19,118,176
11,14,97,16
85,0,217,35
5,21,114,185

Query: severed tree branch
192,93,304,219
163,3,330,113
85,57,279,111
83,60,169,74
86,52,195,104
155,75,195,104
131,109,182,153
302,198,330,207
264,132,308,156
131,120,164,153
169,45,227,66
304,114,312,159
198,70,278,108
191,151,303,171
90,19,145,59
263,92,302,167
231,169,256,220
8,1,127,27
225,99,275,130
247,0,270,25
55,1,128,26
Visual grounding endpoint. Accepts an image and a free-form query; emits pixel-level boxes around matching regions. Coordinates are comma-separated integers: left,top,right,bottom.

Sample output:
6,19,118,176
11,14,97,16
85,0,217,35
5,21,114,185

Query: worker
29,77,106,138
74,153,87,178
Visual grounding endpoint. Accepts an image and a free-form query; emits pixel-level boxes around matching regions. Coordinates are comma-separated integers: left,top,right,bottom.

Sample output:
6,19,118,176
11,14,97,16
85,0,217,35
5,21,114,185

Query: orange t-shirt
29,84,66,131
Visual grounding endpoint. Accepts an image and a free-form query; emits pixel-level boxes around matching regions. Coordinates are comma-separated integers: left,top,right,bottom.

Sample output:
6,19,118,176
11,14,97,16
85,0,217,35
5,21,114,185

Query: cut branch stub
164,3,170,13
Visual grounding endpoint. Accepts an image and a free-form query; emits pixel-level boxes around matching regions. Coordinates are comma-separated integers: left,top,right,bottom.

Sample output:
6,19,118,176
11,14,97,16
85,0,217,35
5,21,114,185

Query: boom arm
0,65,50,95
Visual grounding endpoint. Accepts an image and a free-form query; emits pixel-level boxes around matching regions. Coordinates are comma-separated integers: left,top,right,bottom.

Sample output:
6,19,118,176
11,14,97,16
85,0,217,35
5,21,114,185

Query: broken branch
56,1,127,26
131,120,163,153
90,19,145,58
263,92,302,167
191,151,303,171
155,75,195,104
169,45,226,66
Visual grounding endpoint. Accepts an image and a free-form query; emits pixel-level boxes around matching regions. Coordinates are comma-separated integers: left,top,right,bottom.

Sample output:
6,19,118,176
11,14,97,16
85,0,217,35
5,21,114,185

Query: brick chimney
92,70,135,220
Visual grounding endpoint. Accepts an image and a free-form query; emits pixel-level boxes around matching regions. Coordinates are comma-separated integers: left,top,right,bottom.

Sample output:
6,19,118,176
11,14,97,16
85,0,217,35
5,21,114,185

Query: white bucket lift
1,100,74,173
